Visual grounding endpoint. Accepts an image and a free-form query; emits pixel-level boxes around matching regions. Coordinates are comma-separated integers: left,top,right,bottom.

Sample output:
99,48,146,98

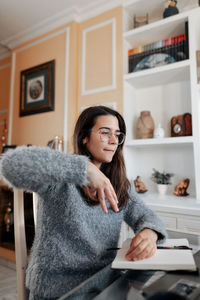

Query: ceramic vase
136,111,155,139
157,184,168,195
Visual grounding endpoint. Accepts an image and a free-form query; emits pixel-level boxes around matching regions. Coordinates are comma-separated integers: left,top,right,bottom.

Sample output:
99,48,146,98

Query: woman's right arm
0,146,89,194
0,146,119,212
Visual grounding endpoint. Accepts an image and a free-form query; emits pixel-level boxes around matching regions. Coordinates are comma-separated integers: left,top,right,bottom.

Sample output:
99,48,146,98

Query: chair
13,140,63,300
14,190,38,300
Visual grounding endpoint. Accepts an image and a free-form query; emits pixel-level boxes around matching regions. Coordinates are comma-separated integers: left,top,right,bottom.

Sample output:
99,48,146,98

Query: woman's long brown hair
73,106,131,208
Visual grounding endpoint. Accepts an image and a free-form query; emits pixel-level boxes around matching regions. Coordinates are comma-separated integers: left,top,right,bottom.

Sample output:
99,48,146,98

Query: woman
0,106,166,300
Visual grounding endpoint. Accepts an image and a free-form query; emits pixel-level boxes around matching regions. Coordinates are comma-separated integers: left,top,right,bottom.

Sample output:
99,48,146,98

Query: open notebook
111,238,196,271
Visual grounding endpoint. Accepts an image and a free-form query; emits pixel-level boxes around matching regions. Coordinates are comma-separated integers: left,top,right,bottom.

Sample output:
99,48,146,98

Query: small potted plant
151,168,174,195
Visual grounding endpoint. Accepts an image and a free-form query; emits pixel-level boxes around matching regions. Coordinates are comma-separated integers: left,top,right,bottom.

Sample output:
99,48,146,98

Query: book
111,238,196,271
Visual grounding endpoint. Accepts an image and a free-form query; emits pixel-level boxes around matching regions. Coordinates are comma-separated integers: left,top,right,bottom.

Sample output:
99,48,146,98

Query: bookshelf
121,0,200,242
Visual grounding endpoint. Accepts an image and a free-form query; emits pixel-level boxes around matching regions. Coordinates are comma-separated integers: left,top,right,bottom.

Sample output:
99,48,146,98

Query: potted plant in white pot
151,168,174,195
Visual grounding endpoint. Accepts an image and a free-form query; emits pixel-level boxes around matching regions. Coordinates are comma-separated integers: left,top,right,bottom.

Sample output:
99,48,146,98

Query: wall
0,57,11,152
78,6,123,114
7,6,123,152
10,22,78,150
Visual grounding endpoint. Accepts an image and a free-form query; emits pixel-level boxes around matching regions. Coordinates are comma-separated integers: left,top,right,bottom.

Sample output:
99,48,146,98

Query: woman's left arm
124,190,167,261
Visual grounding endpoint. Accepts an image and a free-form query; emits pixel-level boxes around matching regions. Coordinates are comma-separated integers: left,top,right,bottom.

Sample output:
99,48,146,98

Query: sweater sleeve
124,189,167,243
0,146,89,194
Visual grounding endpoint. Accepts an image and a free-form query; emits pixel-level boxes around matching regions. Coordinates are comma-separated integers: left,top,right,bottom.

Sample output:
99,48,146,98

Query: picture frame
20,60,55,117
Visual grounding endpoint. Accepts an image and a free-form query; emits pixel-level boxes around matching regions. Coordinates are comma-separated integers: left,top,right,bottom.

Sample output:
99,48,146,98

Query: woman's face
83,115,120,168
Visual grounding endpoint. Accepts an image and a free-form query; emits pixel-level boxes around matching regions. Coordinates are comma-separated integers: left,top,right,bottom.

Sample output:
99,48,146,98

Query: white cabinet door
177,216,200,234
157,212,177,229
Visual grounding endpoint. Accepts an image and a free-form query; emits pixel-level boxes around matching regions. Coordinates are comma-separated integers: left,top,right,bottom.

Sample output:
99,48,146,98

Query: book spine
185,21,189,59
174,35,179,61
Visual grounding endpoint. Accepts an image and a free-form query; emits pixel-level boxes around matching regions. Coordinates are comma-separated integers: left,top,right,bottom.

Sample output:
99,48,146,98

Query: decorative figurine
163,0,179,18
134,14,149,28
134,176,148,193
174,178,190,196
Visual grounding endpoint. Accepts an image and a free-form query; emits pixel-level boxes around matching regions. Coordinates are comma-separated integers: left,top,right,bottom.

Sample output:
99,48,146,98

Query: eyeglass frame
90,127,126,145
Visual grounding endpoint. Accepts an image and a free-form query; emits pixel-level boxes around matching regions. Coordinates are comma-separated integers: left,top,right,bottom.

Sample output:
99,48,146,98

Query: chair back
14,190,38,300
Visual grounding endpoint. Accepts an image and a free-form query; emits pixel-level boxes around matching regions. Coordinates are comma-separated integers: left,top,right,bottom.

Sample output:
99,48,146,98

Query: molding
15,27,69,54
7,27,70,145
8,52,16,145
0,63,10,70
78,0,122,21
1,0,122,50
123,0,141,7
1,7,78,50
81,101,117,112
63,28,70,153
0,48,11,60
81,18,116,96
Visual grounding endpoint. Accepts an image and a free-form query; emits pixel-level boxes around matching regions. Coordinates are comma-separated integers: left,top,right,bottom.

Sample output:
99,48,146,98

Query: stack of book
128,23,189,73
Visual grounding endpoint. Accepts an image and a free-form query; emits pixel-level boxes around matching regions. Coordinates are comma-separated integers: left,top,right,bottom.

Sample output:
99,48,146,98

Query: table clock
171,113,192,137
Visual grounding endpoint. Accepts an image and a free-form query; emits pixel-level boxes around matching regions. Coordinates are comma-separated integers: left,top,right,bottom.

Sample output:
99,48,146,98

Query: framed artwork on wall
20,60,55,117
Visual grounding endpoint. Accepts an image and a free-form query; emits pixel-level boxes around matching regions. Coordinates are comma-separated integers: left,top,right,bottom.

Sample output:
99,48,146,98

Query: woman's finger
97,188,108,213
126,238,147,257
104,187,119,212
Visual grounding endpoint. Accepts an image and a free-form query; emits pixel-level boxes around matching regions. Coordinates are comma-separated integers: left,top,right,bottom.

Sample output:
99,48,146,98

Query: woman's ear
83,137,88,145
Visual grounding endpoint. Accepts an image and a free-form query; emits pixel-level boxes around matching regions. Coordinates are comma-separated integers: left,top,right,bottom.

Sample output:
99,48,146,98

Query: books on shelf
112,238,196,271
128,22,189,73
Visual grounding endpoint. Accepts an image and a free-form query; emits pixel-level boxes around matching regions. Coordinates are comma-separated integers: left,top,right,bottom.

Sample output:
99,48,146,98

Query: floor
0,260,17,300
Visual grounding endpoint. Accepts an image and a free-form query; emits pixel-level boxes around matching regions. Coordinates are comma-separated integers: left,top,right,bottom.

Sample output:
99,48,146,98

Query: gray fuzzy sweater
0,146,166,299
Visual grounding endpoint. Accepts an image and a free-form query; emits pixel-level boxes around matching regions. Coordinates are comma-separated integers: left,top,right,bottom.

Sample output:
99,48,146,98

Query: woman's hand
86,161,119,213
125,229,158,261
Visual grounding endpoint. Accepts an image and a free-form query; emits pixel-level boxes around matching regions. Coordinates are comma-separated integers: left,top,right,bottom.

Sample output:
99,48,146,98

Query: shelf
124,59,190,88
124,10,189,48
123,0,199,30
126,136,194,147
141,193,200,216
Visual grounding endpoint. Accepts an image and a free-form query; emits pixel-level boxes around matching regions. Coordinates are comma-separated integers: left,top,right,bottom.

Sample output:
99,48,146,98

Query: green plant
151,168,174,185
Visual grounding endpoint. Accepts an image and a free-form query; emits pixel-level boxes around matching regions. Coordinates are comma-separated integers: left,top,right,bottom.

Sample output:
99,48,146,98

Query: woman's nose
109,133,118,144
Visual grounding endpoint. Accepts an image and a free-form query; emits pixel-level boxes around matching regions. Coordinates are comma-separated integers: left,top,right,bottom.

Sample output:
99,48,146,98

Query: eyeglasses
92,128,125,145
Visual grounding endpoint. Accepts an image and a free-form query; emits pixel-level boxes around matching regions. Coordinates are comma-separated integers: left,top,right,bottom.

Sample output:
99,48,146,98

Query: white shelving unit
122,0,200,241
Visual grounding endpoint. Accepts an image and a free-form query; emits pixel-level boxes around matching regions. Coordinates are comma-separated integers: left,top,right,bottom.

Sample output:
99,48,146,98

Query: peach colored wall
66,22,79,152
0,57,11,110
0,57,11,151
78,6,123,114
11,22,78,149
7,6,123,150
85,23,113,90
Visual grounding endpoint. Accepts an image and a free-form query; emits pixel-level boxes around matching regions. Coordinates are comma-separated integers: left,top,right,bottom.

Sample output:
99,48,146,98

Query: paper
111,238,196,271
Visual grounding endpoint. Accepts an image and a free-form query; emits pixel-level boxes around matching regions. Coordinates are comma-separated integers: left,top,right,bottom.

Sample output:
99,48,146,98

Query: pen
106,246,193,251
157,246,193,250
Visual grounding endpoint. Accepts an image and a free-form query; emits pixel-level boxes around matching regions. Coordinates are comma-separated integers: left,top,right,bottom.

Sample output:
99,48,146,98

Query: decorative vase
157,184,168,195
136,111,155,139
153,123,165,138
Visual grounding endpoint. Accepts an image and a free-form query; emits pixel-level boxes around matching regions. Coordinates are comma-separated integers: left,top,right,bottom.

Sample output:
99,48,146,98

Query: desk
59,251,200,300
